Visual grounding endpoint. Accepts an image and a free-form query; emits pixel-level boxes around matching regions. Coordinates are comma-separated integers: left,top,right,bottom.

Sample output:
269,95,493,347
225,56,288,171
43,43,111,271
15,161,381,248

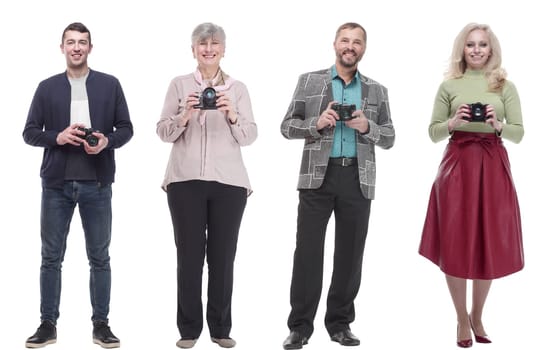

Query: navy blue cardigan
23,69,134,188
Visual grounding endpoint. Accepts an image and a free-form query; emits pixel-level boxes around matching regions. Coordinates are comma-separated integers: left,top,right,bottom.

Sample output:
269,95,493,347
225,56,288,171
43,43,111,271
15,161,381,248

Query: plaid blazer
280,68,395,200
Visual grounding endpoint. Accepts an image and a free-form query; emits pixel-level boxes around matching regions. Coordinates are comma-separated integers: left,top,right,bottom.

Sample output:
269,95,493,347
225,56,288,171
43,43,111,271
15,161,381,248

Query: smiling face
464,29,491,70
192,35,225,71
334,27,366,70
60,30,92,71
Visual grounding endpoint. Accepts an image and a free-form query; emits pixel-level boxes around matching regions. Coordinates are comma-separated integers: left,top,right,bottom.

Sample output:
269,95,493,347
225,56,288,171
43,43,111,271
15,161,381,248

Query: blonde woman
419,23,524,348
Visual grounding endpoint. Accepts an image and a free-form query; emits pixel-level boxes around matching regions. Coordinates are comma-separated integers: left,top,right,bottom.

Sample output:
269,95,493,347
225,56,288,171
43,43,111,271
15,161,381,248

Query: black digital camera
193,87,218,110
332,103,356,121
77,127,99,147
465,102,489,122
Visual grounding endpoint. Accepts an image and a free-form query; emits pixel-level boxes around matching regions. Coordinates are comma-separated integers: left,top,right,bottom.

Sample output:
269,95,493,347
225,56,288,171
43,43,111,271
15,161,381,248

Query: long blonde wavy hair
445,23,506,92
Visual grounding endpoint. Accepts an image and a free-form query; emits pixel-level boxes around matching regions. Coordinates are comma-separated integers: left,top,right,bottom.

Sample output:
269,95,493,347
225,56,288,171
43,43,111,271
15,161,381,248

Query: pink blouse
157,72,257,193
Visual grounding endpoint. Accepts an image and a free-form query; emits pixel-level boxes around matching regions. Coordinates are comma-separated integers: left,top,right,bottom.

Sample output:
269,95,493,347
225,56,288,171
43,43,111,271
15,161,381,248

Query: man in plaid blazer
280,22,395,349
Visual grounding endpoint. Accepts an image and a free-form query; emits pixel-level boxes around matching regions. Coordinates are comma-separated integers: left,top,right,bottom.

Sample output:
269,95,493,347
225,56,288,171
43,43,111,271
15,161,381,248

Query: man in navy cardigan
22,22,133,349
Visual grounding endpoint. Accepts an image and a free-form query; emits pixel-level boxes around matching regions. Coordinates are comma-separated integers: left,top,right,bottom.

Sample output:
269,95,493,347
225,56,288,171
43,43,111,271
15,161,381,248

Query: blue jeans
40,181,112,323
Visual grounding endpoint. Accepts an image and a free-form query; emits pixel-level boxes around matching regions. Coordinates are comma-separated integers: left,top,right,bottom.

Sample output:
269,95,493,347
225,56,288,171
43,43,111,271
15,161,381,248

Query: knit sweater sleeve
499,80,524,143
428,82,452,143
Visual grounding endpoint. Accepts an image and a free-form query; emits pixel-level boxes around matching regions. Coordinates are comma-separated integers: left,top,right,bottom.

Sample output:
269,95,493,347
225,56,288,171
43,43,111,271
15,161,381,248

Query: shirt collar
330,65,360,84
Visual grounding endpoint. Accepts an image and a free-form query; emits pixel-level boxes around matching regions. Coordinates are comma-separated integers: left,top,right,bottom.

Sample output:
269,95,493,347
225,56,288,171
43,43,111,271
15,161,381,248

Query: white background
1,0,545,349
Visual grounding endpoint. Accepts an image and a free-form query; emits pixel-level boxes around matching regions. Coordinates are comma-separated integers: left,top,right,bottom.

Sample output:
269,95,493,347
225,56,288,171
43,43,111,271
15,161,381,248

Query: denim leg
77,182,112,322
40,185,77,322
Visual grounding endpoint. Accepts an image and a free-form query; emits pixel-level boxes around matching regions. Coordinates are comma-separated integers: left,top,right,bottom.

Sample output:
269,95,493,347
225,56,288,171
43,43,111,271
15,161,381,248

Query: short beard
337,50,362,69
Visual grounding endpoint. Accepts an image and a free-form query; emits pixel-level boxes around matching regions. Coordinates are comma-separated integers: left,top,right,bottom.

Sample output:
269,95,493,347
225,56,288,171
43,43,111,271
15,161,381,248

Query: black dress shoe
330,329,360,346
25,320,57,348
92,320,120,348
283,331,308,349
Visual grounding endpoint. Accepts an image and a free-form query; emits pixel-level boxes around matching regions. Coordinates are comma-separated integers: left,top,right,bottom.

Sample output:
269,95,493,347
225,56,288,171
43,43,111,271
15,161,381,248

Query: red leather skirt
419,131,524,279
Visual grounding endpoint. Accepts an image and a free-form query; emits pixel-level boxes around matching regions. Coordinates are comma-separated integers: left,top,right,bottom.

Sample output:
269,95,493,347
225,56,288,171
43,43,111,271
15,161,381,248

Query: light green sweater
428,69,524,143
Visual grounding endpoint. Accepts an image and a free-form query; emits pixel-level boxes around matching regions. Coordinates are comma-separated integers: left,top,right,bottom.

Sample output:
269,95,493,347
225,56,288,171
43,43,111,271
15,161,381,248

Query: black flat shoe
25,320,57,348
330,329,360,346
283,331,308,350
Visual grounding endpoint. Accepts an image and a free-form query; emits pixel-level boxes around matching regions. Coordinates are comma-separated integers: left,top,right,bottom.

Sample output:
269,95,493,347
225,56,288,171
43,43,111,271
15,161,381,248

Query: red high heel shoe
457,325,473,348
457,339,473,348
470,318,492,344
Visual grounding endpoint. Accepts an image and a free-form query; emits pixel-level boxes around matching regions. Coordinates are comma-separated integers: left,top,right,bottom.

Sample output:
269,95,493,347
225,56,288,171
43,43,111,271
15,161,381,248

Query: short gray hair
191,22,226,45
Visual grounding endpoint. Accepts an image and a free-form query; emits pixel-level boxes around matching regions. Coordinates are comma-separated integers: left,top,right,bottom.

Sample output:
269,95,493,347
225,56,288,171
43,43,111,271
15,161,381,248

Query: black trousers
287,163,371,338
167,180,247,339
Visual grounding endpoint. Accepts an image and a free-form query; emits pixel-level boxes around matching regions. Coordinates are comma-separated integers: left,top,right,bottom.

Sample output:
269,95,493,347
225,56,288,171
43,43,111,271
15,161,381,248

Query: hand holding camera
463,102,491,122
331,103,369,133
331,103,357,121
177,88,218,126
193,87,218,110
317,102,365,131
55,124,97,147
449,103,486,132
77,127,99,147
449,102,503,134
189,89,238,124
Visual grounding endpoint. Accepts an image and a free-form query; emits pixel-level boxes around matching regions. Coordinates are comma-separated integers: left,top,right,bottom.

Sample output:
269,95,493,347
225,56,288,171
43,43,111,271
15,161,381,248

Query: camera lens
200,87,217,109
467,103,487,122
86,135,99,147
203,88,216,99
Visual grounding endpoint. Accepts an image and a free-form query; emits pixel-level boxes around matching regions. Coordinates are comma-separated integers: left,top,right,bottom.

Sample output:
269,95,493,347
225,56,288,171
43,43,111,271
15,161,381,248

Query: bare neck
199,65,220,80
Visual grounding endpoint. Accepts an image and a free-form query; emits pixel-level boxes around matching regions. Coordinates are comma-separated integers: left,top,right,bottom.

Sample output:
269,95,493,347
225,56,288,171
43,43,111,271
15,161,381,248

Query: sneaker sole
93,339,120,349
25,339,57,348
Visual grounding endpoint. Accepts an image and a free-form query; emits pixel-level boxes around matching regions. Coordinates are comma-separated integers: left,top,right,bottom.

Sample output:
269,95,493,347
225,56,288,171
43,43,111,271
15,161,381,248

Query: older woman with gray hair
157,22,257,349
